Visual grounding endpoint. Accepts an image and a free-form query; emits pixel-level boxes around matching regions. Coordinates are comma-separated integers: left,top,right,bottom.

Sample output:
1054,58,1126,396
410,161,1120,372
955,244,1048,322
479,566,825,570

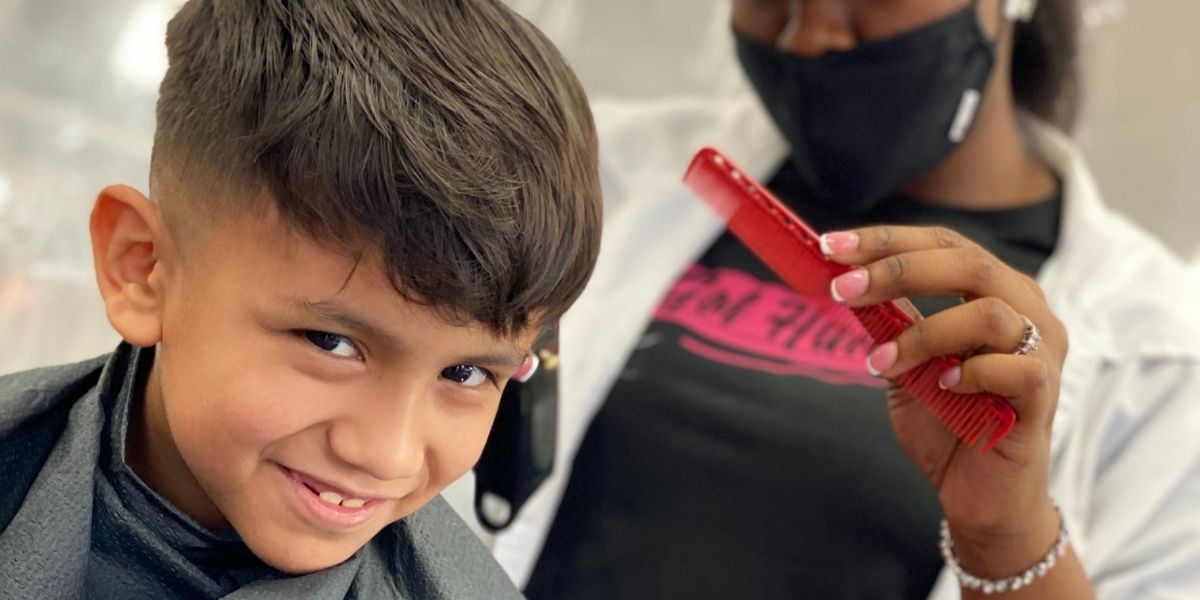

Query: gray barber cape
0,344,523,600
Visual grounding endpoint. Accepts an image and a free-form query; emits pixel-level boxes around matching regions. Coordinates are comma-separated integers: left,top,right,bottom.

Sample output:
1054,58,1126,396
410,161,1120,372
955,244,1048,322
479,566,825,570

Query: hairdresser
492,0,1200,598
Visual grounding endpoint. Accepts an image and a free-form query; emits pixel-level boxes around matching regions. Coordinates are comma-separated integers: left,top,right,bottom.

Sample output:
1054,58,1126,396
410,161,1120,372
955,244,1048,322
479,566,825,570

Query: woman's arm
950,503,1091,599
822,225,1094,599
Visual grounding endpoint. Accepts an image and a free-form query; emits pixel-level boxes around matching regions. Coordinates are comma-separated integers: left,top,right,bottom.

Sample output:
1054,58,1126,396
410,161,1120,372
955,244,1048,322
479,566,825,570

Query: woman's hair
1011,0,1082,132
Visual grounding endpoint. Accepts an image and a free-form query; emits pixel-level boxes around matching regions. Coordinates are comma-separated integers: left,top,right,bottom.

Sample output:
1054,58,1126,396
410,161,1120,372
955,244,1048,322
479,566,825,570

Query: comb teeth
684,147,1017,452
896,364,1015,449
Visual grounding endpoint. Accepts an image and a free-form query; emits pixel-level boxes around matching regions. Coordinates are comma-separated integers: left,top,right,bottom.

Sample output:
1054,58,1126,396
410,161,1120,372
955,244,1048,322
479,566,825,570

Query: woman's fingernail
866,342,898,376
819,231,859,257
938,366,962,390
830,269,869,302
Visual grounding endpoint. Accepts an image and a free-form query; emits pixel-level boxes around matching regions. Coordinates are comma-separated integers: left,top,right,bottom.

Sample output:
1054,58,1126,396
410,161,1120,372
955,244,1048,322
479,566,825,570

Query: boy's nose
327,396,426,483
775,0,856,57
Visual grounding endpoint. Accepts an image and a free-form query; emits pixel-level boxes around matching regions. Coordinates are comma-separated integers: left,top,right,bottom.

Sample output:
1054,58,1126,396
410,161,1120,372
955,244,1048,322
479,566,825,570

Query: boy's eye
441,364,490,387
300,330,361,359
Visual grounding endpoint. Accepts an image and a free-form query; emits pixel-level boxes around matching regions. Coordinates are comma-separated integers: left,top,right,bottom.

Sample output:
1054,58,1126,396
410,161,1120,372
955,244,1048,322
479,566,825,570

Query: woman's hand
821,225,1070,577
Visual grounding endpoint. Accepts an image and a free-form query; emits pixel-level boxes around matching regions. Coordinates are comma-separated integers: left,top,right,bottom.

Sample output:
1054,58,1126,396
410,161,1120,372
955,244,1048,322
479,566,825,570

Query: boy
0,0,599,598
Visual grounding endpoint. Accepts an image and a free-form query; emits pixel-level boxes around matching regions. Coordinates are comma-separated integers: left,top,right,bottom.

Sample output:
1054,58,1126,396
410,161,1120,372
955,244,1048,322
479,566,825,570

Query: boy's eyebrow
452,351,530,372
295,299,528,370
297,299,386,341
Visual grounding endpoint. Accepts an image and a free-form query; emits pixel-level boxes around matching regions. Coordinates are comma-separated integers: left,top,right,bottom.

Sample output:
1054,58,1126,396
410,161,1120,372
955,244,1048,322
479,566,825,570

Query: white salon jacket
460,90,1200,599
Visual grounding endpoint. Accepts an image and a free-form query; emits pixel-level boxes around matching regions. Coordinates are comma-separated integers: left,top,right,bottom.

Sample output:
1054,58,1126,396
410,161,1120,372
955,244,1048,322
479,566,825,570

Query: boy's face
131,202,536,573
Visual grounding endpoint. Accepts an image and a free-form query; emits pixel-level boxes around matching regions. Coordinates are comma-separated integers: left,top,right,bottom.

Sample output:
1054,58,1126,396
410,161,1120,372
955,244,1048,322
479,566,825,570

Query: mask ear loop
947,0,984,146
947,0,1035,143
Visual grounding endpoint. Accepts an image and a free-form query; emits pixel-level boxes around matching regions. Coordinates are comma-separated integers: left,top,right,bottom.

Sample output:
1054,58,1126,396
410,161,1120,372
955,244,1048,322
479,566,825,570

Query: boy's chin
243,529,373,575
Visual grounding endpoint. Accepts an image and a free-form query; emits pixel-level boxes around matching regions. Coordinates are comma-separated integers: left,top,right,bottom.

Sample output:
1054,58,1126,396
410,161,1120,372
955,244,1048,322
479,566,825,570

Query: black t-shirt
527,163,1062,600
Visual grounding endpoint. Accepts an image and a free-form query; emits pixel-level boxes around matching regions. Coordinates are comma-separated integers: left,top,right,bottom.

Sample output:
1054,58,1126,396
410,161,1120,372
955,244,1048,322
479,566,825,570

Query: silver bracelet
939,503,1070,595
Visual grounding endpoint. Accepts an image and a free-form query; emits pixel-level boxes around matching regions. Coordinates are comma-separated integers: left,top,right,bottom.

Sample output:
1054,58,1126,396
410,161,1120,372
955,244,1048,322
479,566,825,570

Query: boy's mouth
278,465,381,512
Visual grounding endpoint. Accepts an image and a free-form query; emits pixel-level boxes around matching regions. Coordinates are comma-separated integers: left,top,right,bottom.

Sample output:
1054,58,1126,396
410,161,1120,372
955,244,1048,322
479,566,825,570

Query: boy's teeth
314,489,368,508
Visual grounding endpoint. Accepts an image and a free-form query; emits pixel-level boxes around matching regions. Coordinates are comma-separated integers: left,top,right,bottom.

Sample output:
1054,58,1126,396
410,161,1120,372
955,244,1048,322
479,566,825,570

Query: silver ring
1014,315,1041,356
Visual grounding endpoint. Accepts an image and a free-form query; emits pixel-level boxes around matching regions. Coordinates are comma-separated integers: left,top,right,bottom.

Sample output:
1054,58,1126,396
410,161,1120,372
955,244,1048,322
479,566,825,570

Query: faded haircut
151,0,600,336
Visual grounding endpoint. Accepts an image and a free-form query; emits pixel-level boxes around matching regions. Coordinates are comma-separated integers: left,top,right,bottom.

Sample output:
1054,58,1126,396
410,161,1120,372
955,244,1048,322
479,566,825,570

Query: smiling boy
0,1,599,598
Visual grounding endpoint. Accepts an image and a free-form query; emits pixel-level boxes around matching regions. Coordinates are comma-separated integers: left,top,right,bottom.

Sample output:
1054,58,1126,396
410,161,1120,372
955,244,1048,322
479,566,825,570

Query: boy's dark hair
152,0,600,336
1012,0,1081,132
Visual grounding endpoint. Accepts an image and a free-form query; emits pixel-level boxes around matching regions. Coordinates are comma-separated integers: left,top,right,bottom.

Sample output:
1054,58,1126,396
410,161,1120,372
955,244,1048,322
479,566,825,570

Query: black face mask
735,4,998,213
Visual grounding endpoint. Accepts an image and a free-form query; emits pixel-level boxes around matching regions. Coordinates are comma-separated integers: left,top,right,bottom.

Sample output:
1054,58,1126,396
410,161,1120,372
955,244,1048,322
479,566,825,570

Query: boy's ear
90,184,169,347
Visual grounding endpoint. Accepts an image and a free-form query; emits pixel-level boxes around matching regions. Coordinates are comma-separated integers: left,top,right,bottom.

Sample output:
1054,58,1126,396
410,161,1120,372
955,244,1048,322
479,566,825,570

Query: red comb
683,147,1016,451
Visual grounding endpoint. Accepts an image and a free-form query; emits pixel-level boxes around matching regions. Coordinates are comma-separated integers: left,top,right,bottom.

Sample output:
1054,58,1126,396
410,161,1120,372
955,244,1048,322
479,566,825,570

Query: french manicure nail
866,342,898,377
819,231,859,257
830,269,869,303
938,366,962,390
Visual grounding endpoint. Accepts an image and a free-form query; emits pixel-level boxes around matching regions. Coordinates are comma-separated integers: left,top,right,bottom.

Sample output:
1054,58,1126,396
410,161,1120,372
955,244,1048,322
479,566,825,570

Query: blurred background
1,0,1198,378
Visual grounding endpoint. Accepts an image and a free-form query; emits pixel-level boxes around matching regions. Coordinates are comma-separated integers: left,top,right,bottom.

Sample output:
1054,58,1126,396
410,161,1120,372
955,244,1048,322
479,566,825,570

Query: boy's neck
126,354,230,531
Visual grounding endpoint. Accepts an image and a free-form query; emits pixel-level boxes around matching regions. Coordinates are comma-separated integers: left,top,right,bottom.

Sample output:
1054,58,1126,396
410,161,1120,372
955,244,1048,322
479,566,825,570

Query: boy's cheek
422,408,499,490
171,360,300,441
162,363,309,495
